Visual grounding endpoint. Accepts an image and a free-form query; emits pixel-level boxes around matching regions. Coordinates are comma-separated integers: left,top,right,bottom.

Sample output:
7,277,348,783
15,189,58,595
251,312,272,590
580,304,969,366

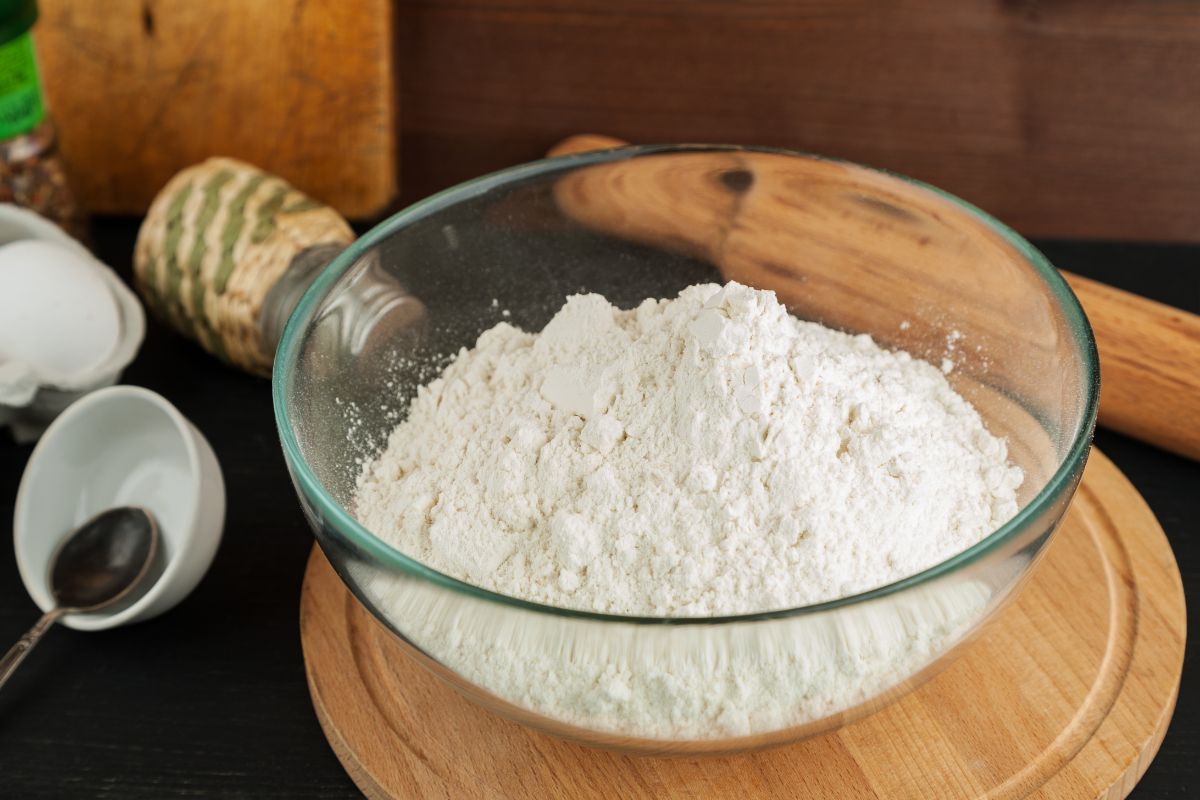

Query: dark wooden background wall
34,0,1200,241
395,0,1200,241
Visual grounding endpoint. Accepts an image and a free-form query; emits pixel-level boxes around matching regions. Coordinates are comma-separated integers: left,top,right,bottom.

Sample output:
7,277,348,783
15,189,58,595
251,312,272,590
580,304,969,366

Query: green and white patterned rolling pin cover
133,158,354,376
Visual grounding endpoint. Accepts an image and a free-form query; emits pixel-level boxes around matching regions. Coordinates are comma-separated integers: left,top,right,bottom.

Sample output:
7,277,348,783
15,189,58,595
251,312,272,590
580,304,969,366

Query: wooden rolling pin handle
548,134,630,158
548,134,1200,461
1061,272,1200,461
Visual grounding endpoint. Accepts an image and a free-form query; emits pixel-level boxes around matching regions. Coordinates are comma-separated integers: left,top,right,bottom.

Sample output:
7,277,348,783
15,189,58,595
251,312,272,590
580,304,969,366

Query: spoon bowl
50,507,158,612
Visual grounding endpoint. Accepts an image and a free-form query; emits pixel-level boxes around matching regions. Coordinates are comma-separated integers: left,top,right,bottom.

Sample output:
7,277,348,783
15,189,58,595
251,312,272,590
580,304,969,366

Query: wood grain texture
34,0,396,218
300,449,1186,800
549,135,1200,461
396,0,1200,241
1063,271,1200,462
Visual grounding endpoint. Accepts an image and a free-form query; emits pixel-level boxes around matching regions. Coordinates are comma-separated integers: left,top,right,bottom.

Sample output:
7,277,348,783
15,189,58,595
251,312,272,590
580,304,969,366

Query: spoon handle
0,608,65,690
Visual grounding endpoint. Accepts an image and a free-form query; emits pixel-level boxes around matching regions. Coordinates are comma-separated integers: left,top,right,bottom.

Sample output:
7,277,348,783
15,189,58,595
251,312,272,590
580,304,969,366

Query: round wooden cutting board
299,449,1186,799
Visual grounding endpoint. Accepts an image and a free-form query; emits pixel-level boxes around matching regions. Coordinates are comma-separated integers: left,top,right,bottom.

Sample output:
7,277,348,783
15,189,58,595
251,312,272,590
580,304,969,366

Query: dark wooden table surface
0,221,1194,799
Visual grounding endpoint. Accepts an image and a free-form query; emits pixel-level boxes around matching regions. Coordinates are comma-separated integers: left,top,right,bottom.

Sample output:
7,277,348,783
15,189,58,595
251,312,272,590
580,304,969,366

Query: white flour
354,281,1023,738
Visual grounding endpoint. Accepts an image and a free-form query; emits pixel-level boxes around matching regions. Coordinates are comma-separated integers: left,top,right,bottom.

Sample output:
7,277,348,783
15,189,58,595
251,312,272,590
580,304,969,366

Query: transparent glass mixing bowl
273,145,1098,755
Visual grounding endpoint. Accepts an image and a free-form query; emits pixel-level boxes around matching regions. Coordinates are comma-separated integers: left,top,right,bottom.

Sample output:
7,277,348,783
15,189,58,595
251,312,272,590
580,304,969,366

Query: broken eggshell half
0,205,145,442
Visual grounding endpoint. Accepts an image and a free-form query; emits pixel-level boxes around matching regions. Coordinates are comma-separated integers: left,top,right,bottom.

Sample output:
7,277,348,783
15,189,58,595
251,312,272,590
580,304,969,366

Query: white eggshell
0,240,121,384
0,358,38,406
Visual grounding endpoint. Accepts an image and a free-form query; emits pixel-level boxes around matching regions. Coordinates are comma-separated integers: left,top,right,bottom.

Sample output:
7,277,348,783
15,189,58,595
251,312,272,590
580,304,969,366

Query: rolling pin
134,158,422,377
134,158,354,376
549,134,1200,462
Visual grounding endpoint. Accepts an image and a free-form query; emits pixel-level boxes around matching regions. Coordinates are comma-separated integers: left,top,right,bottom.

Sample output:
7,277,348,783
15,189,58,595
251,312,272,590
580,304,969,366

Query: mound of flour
354,281,1023,739
357,282,1021,615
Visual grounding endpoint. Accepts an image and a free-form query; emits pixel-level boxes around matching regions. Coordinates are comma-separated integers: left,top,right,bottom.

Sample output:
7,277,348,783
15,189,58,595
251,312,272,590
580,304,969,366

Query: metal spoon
0,507,159,690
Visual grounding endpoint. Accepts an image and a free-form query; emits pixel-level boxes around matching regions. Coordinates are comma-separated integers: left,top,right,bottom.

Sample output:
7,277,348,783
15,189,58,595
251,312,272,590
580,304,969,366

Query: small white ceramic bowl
13,386,224,630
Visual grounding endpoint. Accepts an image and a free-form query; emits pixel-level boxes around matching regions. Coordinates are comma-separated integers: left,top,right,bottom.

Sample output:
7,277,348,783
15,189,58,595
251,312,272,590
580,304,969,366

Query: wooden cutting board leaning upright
32,0,396,219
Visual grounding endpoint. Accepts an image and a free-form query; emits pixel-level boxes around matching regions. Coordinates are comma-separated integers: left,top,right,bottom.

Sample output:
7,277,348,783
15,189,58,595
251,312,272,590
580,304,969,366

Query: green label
0,32,44,139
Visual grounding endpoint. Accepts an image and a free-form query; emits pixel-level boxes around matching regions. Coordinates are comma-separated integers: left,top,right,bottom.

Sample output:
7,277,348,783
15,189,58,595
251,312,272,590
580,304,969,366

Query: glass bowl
273,145,1098,755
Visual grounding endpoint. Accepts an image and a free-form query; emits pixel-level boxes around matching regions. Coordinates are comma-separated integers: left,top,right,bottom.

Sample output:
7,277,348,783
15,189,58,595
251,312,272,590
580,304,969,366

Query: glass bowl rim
272,143,1100,626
